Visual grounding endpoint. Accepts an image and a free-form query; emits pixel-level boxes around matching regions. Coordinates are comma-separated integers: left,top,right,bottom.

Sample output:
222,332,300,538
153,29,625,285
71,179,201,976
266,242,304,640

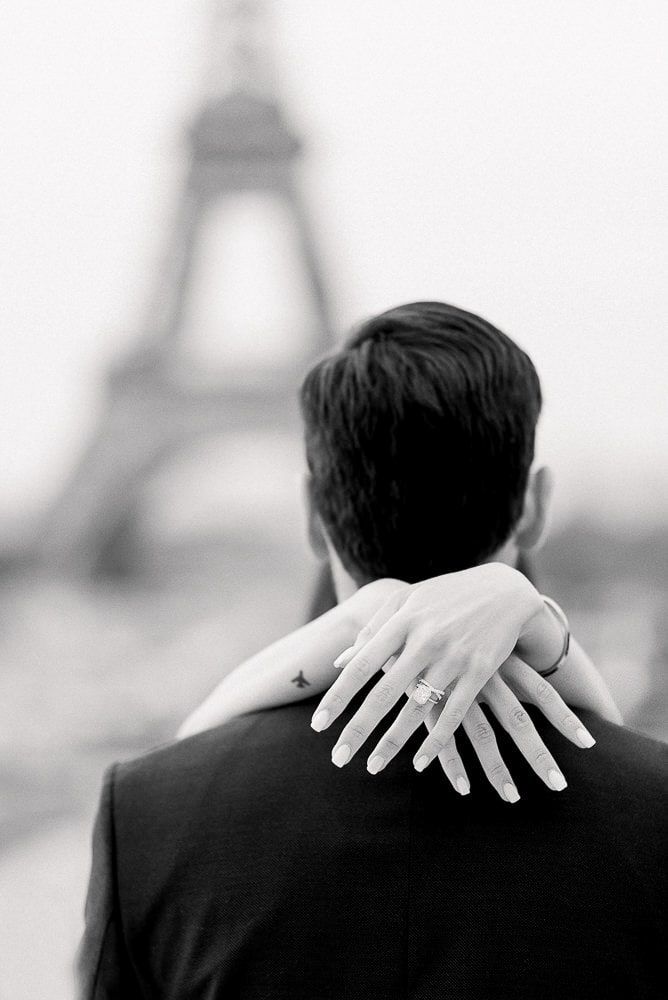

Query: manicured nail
548,769,567,791
576,727,596,748
332,744,351,767
334,647,355,669
311,710,330,732
504,782,520,803
367,754,385,775
456,776,470,796
414,754,430,772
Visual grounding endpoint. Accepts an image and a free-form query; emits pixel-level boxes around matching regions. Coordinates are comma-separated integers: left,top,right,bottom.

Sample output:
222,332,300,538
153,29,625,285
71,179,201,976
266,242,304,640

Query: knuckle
472,722,495,746
509,706,531,730
468,654,489,679
326,693,344,713
403,609,421,630
407,698,429,720
350,656,372,681
487,762,507,779
444,703,465,725
445,643,466,671
534,748,550,765
346,724,369,743
380,736,402,752
534,679,555,704
440,741,460,767
561,713,578,730
427,736,447,754
373,682,397,707
419,631,441,655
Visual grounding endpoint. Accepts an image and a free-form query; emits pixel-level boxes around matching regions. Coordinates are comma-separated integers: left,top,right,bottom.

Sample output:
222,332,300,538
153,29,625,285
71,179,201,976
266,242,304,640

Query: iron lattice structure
38,1,334,574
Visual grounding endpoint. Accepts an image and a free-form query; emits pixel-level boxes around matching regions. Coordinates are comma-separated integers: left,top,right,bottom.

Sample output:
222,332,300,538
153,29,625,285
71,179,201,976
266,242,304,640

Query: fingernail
414,754,430,772
311,710,330,732
504,782,520,803
333,647,355,669
576,727,596,748
332,745,351,767
456,776,470,796
367,754,385,775
548,769,567,791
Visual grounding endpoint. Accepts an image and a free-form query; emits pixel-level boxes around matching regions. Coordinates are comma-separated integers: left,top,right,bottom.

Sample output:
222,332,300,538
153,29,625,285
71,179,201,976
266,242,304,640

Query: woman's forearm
178,601,358,737
177,580,406,738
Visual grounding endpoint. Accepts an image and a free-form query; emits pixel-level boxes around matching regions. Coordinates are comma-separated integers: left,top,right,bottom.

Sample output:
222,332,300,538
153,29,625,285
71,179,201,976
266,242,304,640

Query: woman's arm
180,566,620,740
177,579,405,738
179,564,620,798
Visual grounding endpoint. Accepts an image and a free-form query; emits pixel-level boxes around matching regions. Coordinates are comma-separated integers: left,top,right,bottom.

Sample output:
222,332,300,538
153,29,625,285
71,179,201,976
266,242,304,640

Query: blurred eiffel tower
37,0,335,575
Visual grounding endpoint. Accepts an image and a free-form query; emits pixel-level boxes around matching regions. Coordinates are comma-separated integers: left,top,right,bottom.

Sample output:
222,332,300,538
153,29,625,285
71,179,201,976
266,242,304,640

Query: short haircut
300,301,542,584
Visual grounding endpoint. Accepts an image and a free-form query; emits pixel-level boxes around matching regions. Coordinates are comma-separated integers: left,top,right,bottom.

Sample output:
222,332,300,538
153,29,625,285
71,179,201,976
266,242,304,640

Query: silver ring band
536,595,571,677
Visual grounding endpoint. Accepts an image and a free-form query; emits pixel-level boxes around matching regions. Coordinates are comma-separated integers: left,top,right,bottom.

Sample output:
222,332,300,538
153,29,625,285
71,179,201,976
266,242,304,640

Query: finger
334,589,407,669
330,644,466,766
333,646,356,670
424,708,470,796
461,702,521,803
329,648,443,766
365,695,437,774
409,669,484,767
483,674,568,792
311,617,411,733
501,655,596,749
415,699,519,803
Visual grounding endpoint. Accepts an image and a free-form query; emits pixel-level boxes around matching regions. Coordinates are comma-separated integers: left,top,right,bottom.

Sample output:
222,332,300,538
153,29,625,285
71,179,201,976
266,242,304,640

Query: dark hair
300,301,542,585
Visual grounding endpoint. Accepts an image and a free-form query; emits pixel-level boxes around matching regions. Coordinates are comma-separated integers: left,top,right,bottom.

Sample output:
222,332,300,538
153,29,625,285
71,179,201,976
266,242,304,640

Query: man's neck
329,551,360,603
326,537,520,605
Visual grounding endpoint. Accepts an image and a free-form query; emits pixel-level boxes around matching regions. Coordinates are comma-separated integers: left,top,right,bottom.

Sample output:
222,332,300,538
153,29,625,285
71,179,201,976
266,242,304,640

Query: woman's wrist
516,599,568,673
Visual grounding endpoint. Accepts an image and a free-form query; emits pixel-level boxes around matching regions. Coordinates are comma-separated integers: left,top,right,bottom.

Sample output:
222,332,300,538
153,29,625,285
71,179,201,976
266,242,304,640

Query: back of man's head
300,301,542,584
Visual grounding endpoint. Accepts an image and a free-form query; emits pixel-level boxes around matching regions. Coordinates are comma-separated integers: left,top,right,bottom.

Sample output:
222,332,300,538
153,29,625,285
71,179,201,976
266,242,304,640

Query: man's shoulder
111,702,668,821
111,699,324,813
578,711,668,787
526,709,668,817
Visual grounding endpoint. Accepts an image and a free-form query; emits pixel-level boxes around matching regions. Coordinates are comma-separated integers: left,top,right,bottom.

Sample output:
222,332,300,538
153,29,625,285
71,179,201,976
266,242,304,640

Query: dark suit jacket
78,690,667,1000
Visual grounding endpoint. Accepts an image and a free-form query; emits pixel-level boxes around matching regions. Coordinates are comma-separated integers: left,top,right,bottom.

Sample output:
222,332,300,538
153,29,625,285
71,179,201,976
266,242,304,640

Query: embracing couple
79,302,666,999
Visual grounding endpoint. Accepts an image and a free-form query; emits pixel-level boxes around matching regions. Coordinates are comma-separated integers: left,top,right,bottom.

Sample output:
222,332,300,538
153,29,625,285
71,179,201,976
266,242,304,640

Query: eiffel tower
37,0,335,575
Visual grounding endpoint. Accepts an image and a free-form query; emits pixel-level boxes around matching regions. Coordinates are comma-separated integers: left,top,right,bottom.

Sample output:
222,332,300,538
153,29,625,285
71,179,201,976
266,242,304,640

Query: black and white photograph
1,2,666,997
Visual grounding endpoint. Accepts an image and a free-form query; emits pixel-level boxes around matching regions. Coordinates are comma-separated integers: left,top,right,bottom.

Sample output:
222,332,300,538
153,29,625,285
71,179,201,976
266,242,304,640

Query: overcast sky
1,0,667,533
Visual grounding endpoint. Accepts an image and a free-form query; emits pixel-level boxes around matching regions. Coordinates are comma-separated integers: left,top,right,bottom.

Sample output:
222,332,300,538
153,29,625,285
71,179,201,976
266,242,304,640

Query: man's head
300,301,550,590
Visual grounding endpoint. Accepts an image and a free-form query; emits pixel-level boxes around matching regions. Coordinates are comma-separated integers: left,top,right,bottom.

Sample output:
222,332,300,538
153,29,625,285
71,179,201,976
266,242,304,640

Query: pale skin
179,466,622,801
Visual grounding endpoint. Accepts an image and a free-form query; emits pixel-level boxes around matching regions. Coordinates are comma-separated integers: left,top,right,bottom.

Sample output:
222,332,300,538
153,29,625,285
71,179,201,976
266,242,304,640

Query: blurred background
1,1,667,995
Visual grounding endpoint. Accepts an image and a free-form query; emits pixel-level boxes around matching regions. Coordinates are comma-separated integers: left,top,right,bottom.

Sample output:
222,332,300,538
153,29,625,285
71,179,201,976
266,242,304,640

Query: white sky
1,0,667,531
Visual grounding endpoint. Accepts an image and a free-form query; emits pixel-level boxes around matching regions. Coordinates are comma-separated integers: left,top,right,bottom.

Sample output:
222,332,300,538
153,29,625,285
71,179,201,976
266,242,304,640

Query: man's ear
515,465,553,551
301,472,328,559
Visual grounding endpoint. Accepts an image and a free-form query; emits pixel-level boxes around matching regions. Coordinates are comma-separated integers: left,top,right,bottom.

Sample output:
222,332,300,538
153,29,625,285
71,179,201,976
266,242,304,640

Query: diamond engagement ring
412,678,446,706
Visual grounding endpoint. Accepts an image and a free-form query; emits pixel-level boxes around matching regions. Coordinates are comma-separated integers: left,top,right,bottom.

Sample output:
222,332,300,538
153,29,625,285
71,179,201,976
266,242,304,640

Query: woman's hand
386,656,586,801
310,563,596,800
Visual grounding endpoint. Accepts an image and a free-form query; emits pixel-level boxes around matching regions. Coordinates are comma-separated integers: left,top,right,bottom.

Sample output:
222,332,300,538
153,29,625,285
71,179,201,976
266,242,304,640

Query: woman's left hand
418,654,580,798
